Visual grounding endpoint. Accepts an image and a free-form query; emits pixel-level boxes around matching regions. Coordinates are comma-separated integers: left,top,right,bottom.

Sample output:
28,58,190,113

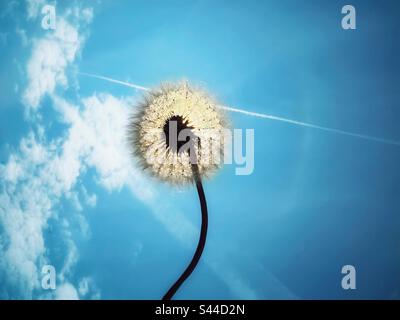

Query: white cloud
0,3,96,299
0,129,87,298
3,155,23,183
81,186,97,208
67,191,83,212
0,134,54,298
65,6,94,25
78,277,101,300
0,91,135,299
55,282,79,300
23,8,89,112
58,227,79,281
78,277,90,296
0,90,142,299
26,0,45,20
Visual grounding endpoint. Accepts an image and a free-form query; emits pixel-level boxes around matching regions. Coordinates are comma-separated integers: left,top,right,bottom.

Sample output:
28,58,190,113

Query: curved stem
162,163,208,300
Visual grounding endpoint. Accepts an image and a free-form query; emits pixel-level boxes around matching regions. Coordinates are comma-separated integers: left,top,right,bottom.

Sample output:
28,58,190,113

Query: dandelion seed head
128,81,227,185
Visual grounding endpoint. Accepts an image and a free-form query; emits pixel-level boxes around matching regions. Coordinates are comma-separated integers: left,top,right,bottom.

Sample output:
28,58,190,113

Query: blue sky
1,0,400,299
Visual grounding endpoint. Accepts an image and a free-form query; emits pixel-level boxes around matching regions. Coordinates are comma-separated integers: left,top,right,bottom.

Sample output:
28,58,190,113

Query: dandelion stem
162,163,208,300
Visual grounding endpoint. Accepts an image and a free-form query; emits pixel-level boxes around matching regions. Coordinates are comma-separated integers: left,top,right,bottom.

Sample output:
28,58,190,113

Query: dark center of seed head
163,115,195,154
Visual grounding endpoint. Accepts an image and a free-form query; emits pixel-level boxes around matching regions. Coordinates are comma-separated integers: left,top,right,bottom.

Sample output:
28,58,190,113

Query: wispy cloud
78,277,101,300
26,0,45,20
0,131,79,298
0,2,96,299
23,5,89,113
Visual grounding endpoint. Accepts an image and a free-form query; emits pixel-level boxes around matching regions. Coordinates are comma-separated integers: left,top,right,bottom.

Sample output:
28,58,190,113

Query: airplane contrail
79,72,400,147
79,72,151,92
220,106,400,147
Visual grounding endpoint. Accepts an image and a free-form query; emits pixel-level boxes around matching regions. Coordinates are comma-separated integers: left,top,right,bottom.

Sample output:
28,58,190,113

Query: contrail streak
79,72,151,92
79,72,400,147
220,106,400,147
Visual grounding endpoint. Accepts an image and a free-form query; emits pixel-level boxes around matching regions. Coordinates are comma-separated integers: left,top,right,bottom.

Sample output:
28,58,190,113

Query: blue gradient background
1,0,400,299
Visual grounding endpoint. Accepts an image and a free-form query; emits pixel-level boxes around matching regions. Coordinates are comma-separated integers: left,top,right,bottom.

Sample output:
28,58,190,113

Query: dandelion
128,81,227,299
